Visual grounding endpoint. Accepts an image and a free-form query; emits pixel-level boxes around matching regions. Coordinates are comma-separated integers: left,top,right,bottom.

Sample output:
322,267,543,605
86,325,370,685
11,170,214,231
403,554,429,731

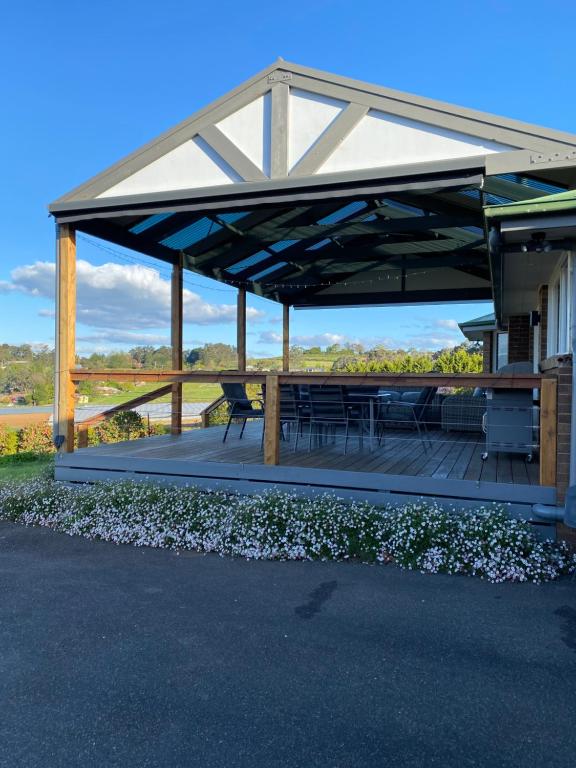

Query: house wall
507,315,532,364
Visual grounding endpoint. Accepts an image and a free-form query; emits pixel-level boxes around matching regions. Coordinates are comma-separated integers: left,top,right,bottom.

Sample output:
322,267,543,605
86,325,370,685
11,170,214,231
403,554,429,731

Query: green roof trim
484,189,576,220
459,312,495,329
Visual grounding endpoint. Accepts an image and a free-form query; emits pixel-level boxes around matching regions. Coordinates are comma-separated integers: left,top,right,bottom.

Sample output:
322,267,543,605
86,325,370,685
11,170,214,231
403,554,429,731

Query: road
0,403,211,422
0,522,575,768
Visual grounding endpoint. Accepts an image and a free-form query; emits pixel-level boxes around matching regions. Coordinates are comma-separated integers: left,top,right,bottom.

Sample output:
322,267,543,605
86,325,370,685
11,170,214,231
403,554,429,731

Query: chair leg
223,414,234,443
308,420,314,452
239,418,247,440
344,418,349,455
294,419,300,452
414,417,426,452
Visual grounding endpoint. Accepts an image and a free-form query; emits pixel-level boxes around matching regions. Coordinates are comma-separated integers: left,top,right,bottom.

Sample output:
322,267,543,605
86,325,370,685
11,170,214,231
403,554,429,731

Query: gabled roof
459,312,496,342
48,61,576,310
50,59,576,208
459,312,496,329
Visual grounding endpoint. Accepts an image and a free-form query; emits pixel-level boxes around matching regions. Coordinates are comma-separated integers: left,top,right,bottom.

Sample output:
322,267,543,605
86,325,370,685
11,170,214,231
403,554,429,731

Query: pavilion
48,61,576,527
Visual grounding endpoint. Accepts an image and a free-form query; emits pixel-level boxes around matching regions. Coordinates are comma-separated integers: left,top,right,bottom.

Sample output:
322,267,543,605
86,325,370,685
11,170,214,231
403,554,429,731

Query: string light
78,233,449,292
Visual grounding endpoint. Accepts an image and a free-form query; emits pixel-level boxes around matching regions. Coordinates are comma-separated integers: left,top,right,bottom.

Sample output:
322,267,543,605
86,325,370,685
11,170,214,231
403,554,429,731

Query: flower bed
1,479,574,583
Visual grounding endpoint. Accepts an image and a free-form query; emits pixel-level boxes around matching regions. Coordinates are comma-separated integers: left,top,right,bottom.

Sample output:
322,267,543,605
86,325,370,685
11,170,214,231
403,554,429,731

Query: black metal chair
260,383,308,451
308,385,361,454
377,386,438,450
221,383,264,443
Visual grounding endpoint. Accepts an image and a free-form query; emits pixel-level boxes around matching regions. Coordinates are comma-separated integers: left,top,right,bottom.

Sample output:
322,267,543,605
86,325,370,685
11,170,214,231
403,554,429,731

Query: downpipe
533,486,576,527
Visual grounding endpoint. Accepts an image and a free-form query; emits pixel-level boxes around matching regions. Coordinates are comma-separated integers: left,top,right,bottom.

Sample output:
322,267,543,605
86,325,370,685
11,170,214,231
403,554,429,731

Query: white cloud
38,308,55,318
3,260,264,331
433,318,460,330
258,331,282,344
291,333,348,347
76,330,170,345
404,333,461,351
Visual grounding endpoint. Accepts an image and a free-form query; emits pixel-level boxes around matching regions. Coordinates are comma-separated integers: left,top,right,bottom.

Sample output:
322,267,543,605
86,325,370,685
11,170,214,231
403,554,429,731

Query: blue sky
1,0,575,356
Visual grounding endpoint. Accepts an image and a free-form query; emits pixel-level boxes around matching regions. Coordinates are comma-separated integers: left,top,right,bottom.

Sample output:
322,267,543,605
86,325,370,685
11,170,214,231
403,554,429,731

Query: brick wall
482,332,492,373
540,355,572,514
507,315,531,364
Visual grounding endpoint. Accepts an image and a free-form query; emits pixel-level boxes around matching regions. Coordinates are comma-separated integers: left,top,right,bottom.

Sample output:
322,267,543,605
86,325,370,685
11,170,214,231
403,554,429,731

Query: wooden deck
55,421,555,511
69,421,540,485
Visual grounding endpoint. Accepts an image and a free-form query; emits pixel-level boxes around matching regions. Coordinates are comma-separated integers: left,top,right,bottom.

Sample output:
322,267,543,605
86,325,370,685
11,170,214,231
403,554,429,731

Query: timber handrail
68,369,558,487
70,369,544,389
199,395,226,428
75,384,173,447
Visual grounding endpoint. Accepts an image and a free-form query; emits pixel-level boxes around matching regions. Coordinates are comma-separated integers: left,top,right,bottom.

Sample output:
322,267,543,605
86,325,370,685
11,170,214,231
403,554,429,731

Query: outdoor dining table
345,389,393,449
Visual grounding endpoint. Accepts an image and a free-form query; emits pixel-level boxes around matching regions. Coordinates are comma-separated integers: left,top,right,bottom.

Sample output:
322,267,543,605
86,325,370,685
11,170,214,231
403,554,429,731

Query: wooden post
237,286,246,371
171,254,183,435
264,374,280,465
77,425,88,449
55,224,76,453
540,377,557,487
282,304,290,372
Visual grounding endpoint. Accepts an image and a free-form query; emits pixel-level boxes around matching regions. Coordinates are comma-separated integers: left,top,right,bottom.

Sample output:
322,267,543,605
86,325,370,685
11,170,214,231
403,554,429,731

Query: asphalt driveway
0,521,575,768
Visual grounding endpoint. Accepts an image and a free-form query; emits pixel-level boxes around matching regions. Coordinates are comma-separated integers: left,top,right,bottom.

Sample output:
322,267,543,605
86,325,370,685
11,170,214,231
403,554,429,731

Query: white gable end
217,94,270,175
97,137,242,198
288,89,345,171
318,110,512,175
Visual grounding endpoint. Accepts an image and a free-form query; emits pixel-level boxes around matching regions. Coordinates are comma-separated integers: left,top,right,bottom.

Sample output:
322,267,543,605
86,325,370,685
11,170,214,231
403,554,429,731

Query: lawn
0,454,53,483
90,382,223,406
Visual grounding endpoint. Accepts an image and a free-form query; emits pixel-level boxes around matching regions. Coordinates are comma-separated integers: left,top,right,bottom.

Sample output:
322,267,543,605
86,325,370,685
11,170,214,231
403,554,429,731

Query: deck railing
67,369,557,488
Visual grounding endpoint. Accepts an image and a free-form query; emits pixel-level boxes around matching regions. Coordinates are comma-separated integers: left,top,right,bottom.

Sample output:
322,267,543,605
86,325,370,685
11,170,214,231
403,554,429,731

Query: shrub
0,480,574,584
0,425,18,455
17,423,55,454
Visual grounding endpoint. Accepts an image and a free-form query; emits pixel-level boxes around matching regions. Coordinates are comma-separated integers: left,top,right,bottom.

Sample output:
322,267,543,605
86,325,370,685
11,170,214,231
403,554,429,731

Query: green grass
0,454,53,482
89,382,223,406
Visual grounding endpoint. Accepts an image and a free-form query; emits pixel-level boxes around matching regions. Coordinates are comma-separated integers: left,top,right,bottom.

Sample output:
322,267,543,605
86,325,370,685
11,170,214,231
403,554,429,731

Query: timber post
171,253,184,435
282,304,290,372
540,377,558,487
54,224,76,453
237,286,246,371
264,374,280,465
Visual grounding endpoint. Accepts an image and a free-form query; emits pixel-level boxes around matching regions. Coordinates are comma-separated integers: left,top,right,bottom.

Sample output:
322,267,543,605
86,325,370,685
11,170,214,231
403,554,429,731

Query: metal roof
485,188,576,220
459,312,496,329
51,167,566,309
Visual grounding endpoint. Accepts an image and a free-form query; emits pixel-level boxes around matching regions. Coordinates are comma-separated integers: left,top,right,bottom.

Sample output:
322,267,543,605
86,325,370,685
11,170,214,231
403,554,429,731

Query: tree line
0,341,482,405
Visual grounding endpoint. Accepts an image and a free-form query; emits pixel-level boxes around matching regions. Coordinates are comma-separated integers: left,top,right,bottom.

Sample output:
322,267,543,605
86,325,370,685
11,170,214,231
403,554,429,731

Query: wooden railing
75,384,173,448
199,395,227,428
67,369,557,488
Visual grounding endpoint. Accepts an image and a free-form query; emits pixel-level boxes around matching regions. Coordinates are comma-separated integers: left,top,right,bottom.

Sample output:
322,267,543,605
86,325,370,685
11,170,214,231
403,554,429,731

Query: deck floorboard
72,423,540,487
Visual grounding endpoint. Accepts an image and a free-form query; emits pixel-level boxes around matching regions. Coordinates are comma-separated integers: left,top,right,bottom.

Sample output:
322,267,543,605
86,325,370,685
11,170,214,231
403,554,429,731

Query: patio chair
308,385,361,454
221,383,264,443
377,386,438,450
261,383,308,450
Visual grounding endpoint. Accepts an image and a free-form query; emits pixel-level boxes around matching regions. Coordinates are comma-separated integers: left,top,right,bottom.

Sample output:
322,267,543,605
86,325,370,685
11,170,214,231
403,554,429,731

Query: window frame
547,253,572,356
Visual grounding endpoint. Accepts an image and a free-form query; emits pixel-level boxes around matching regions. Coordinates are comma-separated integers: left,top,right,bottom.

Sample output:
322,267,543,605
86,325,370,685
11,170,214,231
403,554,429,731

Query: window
547,255,572,356
494,332,508,370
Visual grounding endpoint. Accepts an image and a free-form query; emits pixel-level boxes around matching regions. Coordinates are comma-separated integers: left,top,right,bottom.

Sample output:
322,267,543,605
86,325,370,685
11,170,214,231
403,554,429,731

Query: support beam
540,377,557,487
54,224,76,453
237,286,246,371
290,103,369,177
171,253,184,435
282,305,290,372
264,374,280,465
198,125,268,182
270,83,289,178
